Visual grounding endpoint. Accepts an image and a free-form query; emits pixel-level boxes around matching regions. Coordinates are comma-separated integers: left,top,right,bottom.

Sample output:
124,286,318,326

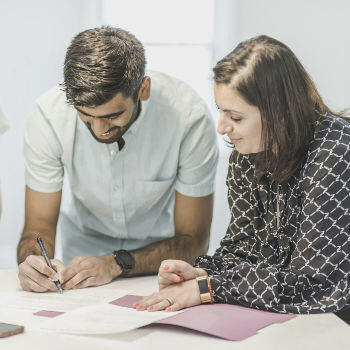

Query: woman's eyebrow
75,106,126,119
215,103,244,115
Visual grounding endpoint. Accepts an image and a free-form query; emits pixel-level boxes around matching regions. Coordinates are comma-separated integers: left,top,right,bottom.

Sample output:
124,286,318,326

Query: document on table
0,288,129,312
0,289,185,335
40,302,185,334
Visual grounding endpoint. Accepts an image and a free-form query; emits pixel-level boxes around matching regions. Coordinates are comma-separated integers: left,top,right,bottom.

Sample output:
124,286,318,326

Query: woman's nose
217,114,233,135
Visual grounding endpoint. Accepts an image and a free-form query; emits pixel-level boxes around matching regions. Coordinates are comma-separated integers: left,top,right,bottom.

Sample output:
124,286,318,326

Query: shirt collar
127,98,150,136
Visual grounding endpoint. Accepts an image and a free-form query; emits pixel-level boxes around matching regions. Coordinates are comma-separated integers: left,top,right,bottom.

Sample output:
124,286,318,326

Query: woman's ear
138,77,151,101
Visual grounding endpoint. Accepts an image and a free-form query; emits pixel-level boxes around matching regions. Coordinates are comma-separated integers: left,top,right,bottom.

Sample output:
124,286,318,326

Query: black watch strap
113,250,135,276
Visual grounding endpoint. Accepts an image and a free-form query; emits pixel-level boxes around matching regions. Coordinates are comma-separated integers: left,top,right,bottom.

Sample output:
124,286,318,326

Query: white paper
40,302,185,334
0,288,129,312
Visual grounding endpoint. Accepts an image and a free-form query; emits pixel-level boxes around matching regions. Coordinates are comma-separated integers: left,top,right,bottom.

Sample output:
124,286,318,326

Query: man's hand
18,255,65,292
60,254,122,290
133,279,201,312
158,259,207,290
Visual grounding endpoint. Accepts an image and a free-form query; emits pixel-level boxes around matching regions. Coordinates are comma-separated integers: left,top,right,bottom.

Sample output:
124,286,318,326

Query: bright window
103,0,215,102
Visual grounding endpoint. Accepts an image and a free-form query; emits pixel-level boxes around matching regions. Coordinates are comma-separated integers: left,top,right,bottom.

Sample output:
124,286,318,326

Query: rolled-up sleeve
24,104,63,193
175,104,218,197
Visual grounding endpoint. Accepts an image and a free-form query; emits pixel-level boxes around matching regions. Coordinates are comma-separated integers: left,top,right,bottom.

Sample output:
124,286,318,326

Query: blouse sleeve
194,150,258,275
206,137,350,314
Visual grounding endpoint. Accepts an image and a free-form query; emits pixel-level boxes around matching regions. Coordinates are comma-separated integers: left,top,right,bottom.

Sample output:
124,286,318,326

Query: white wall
0,0,102,267
236,0,350,110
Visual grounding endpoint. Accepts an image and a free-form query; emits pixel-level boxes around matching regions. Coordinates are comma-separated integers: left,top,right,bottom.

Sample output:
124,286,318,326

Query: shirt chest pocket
134,178,175,215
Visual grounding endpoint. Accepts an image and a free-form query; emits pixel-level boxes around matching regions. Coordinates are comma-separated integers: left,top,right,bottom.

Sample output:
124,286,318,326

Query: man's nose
90,117,109,135
217,114,233,135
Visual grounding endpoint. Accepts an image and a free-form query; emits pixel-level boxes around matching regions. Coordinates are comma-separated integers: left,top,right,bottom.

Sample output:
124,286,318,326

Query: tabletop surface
0,269,349,350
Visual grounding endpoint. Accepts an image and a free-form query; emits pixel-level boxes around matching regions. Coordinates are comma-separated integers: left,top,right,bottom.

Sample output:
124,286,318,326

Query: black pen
36,237,63,294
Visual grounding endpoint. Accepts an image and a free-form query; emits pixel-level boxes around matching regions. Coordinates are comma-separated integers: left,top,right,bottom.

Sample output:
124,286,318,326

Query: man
17,27,218,292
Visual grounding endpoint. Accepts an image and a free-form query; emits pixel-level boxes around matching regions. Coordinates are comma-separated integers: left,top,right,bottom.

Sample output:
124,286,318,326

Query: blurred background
0,0,349,268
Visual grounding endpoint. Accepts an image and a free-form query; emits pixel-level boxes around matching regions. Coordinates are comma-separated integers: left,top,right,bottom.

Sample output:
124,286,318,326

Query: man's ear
138,77,151,101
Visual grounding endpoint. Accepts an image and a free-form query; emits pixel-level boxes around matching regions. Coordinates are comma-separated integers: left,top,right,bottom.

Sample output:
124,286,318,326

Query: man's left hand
60,254,121,289
133,279,201,312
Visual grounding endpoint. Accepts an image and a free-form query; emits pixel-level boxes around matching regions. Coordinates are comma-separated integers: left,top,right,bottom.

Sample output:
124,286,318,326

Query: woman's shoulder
301,114,350,182
308,114,350,159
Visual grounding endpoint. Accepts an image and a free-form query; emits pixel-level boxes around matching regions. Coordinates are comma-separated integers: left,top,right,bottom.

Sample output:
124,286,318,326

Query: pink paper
110,294,141,307
33,310,65,318
110,295,296,341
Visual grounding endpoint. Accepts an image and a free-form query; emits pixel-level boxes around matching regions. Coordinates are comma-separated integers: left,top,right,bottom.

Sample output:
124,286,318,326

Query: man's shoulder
35,85,74,120
147,70,211,125
27,85,77,139
148,70,205,104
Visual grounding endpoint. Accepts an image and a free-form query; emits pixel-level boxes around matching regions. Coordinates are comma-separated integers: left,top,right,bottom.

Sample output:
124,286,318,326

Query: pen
36,237,63,294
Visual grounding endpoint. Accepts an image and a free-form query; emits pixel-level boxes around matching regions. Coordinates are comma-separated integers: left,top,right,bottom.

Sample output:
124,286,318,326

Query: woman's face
214,82,263,154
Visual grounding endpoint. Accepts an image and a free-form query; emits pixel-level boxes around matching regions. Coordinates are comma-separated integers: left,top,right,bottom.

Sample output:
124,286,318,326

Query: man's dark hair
214,35,348,184
62,26,146,106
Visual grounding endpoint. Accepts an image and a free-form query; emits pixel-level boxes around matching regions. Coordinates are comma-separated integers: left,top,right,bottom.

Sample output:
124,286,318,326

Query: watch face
115,250,135,273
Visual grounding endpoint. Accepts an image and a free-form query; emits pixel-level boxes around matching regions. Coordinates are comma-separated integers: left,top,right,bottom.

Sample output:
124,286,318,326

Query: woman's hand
133,279,201,312
158,259,207,290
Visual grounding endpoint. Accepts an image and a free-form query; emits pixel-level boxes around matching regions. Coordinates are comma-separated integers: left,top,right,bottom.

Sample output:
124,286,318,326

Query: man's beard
86,100,141,145
87,123,125,144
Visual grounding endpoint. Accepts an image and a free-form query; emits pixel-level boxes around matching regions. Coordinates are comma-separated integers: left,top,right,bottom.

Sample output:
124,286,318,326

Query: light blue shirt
24,71,219,264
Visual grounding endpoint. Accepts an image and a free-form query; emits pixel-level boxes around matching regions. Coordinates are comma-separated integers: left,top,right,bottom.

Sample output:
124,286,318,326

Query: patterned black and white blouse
194,114,350,314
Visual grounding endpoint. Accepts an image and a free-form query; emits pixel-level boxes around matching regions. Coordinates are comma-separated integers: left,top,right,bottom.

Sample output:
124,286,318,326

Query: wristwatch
196,276,213,304
113,250,135,276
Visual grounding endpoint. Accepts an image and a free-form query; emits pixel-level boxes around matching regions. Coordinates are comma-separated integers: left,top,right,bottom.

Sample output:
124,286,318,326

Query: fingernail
165,307,171,312
163,265,169,270
147,306,153,311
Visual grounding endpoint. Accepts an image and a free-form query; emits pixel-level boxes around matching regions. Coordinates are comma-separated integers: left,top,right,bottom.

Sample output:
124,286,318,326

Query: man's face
75,92,140,144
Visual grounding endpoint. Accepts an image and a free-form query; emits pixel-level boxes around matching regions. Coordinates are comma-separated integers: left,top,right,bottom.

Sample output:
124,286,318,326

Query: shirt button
110,149,116,156
113,185,119,191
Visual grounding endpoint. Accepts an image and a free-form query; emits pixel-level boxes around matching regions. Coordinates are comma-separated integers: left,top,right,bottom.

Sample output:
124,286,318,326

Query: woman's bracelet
196,275,213,304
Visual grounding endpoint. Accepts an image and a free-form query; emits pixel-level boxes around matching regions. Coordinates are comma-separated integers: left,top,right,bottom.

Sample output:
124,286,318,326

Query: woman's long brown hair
214,35,348,184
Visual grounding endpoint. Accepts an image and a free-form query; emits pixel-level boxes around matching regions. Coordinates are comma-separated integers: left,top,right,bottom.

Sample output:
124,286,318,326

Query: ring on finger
166,297,174,306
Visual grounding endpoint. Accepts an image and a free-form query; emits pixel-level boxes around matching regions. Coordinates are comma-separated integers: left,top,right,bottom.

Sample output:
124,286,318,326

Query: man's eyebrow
75,106,126,119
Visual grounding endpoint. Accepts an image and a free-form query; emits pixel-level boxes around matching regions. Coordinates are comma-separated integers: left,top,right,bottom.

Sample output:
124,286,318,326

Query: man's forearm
127,233,209,276
17,230,55,264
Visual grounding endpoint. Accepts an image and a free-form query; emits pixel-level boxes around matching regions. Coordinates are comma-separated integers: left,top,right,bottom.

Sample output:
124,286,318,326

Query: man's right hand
158,259,207,290
18,255,65,292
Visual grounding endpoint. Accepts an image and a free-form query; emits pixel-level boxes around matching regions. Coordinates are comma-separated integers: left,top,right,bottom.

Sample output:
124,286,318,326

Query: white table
0,270,349,350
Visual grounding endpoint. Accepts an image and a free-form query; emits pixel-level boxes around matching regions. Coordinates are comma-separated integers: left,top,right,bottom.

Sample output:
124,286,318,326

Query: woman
133,35,350,315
